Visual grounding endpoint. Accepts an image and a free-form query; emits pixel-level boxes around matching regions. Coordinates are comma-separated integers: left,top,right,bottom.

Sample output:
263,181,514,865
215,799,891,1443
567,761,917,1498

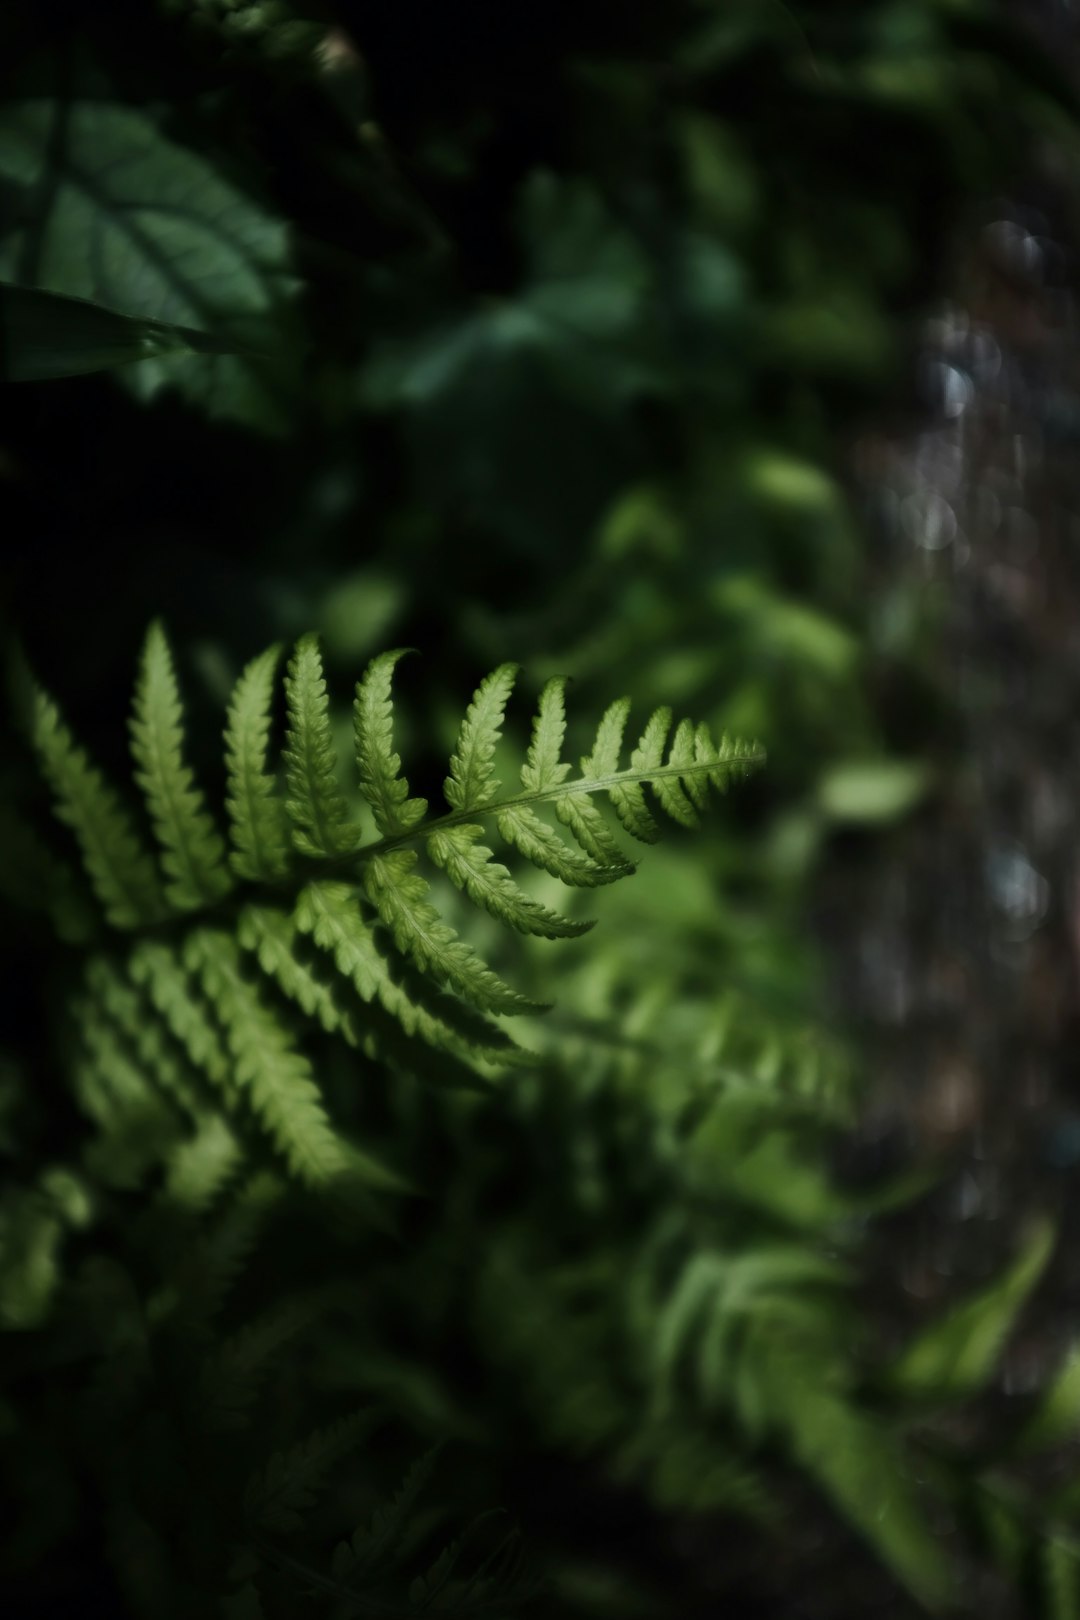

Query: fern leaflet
283,634,359,858
225,644,291,882
244,1408,375,1534
30,686,166,930
354,648,429,837
130,620,234,910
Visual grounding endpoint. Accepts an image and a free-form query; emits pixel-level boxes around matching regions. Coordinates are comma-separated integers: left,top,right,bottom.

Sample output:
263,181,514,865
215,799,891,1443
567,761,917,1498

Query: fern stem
335,744,767,868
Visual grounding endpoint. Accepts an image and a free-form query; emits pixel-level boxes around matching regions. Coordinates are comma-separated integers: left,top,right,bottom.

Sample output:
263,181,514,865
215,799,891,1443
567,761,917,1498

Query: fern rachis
13,624,763,1193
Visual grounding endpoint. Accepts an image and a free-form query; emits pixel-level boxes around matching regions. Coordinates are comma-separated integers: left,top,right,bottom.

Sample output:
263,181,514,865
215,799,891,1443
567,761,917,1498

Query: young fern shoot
15,624,764,1195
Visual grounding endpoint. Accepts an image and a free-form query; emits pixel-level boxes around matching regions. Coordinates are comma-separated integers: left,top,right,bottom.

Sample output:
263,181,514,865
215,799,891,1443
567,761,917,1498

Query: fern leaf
295,881,519,1065
409,1535,465,1608
184,928,349,1188
244,1408,375,1534
163,1114,245,1213
649,717,700,828
283,634,359,858
362,851,545,1015
30,684,166,929
167,1171,279,1343
73,1005,181,1188
85,955,204,1121
445,663,518,811
130,940,233,1096
520,676,572,794
197,1293,321,1432
553,794,635,875
333,1443,444,1581
581,698,661,844
129,621,233,909
496,804,624,888
238,902,357,1044
584,696,631,778
427,824,593,939
224,644,291,882
353,649,428,837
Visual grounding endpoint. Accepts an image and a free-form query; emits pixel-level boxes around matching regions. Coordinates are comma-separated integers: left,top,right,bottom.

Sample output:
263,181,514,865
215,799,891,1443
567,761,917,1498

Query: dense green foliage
5,2,1080,1616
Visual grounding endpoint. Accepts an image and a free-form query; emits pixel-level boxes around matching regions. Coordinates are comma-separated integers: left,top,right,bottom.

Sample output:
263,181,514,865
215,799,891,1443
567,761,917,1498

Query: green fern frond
333,1443,444,1581
166,1171,280,1344
238,902,357,1044
184,928,349,1188
362,851,545,1016
225,644,291,882
294,879,518,1065
73,994,183,1184
283,634,359,858
553,794,636,875
408,1533,465,1608
495,803,622,887
589,699,661,844
197,1293,322,1432
29,684,166,930
84,955,205,1122
130,940,234,1096
17,624,763,1198
354,649,428,836
244,1408,375,1534
163,1114,245,1213
130,621,234,910
427,824,592,939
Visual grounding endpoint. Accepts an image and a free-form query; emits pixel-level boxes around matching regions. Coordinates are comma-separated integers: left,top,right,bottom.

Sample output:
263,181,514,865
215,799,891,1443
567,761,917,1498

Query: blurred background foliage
8,0,1073,1016
5,0,1080,1616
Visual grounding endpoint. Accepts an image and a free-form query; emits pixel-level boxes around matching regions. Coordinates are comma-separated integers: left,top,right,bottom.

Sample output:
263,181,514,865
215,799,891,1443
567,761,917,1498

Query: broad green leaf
0,100,297,430
0,282,250,382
